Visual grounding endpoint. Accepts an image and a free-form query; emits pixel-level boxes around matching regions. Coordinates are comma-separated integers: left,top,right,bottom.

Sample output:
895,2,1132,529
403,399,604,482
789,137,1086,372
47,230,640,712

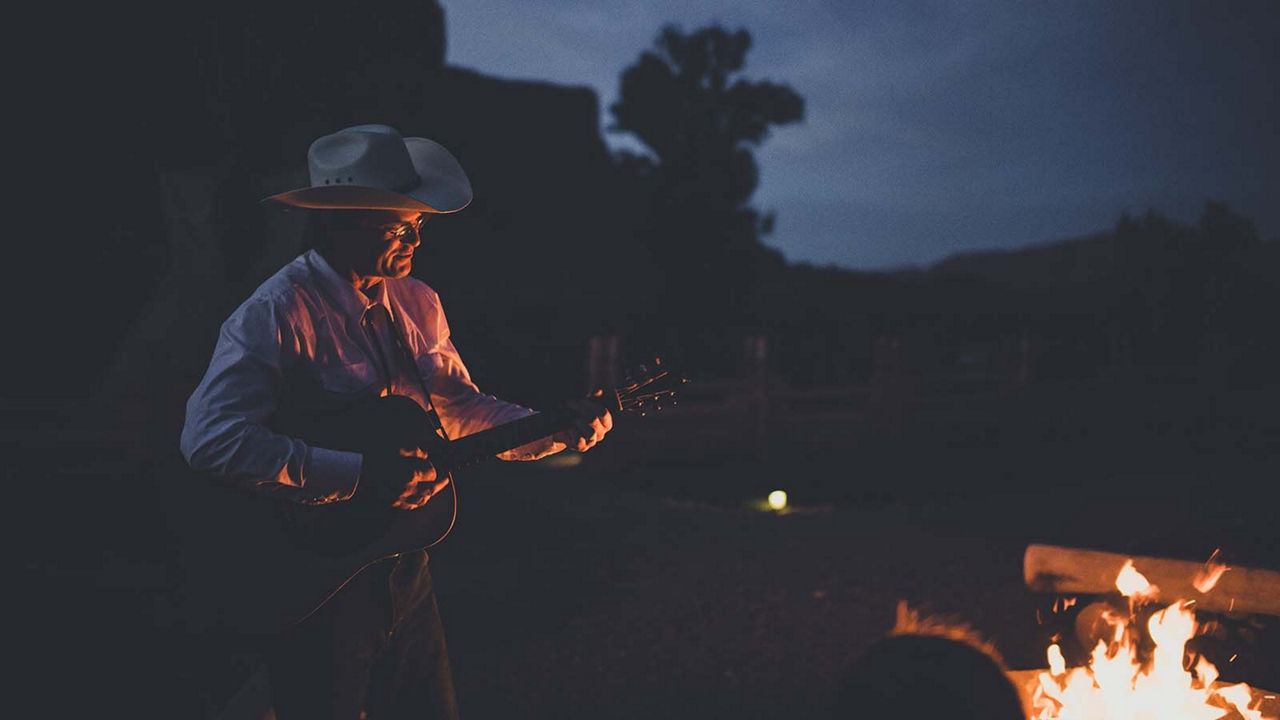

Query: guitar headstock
610,357,688,417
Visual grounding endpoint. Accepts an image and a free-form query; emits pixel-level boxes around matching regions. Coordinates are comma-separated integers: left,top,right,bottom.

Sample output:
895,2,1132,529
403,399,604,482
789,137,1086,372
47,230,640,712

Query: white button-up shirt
180,250,555,504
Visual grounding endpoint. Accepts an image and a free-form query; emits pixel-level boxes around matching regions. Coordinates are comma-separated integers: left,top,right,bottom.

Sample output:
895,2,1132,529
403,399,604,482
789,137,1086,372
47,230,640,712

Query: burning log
1016,550,1280,719
1023,544,1280,616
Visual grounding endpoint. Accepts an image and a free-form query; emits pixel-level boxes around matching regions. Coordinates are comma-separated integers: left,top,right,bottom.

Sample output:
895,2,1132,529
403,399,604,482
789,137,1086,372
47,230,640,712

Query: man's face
330,209,429,280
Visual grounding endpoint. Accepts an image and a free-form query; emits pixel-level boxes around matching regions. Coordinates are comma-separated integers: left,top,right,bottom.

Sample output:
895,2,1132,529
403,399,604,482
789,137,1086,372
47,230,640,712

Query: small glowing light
767,490,788,511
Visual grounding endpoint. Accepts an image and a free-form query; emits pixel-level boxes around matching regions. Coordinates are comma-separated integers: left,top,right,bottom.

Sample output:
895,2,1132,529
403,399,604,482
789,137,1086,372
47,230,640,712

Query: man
180,123,612,719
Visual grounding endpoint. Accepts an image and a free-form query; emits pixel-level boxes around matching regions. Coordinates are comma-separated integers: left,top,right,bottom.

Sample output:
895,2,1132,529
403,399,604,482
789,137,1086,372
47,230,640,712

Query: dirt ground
15,389,1280,719
429,450,1279,720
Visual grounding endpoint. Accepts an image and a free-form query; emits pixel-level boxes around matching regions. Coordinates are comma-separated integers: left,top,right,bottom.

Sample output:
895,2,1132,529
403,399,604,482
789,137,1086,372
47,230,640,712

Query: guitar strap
374,303,451,444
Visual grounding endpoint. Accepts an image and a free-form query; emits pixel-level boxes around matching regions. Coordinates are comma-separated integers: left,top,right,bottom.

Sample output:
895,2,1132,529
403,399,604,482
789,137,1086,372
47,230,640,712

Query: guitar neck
445,406,577,468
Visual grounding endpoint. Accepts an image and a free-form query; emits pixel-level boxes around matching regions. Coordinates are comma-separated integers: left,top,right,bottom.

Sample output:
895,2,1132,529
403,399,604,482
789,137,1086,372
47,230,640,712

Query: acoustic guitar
161,360,682,637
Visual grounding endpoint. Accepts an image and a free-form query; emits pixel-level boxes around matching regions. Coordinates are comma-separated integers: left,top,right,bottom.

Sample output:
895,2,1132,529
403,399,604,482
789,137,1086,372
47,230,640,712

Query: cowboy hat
262,124,472,213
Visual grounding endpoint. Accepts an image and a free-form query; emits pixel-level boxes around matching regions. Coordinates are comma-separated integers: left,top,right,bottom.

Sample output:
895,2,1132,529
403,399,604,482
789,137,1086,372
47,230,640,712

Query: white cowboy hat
262,124,472,213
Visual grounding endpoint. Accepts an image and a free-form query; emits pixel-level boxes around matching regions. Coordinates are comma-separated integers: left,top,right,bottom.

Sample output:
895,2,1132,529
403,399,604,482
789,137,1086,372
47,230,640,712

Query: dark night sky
445,0,1279,270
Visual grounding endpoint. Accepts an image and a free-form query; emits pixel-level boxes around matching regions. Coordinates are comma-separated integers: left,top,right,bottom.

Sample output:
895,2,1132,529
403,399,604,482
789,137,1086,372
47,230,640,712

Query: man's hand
551,397,613,453
357,452,450,510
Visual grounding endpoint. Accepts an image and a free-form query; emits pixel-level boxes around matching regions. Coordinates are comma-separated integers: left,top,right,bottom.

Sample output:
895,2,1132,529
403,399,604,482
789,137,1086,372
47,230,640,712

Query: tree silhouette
610,24,803,360
612,25,803,208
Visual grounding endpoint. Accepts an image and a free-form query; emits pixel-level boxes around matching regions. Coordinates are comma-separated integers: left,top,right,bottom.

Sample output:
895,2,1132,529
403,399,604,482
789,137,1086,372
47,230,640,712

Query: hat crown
262,123,471,214
307,125,419,192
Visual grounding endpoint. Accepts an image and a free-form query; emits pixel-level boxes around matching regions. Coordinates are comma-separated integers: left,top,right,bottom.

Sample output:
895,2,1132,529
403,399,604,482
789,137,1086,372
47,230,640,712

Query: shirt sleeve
179,296,364,504
416,295,559,461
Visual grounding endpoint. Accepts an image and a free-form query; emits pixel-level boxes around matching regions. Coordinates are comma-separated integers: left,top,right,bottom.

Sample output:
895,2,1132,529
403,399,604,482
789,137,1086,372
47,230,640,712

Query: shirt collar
365,277,395,319
304,249,395,321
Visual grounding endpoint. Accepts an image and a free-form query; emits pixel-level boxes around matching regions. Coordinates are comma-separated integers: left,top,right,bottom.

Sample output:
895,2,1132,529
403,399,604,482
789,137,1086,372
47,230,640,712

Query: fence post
743,333,770,461
587,334,620,394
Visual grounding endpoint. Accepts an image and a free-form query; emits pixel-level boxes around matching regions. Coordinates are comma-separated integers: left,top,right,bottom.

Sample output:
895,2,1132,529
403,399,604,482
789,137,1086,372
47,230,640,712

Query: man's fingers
428,474,451,495
576,423,606,451
393,474,451,510
592,415,609,435
552,400,614,452
407,473,450,506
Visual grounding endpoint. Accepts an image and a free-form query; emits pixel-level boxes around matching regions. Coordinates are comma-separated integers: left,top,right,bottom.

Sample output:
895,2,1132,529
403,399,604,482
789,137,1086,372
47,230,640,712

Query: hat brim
261,136,473,214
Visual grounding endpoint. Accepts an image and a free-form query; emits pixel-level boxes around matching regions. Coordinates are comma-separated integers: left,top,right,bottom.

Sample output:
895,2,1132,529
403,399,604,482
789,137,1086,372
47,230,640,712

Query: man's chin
385,259,414,277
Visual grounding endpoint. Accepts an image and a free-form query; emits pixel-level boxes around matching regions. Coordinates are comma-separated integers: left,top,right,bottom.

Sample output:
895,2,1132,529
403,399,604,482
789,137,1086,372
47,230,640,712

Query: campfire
1017,547,1278,720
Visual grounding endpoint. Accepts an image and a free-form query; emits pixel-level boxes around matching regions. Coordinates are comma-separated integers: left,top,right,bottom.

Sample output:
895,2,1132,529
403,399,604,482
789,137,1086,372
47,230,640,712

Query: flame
1194,549,1229,594
1115,559,1157,599
1196,656,1219,689
1030,561,1275,720
1048,643,1066,676
1218,684,1267,720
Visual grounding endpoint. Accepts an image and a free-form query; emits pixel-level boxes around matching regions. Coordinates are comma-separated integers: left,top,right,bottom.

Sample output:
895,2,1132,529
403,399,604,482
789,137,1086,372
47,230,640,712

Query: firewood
1023,544,1280,616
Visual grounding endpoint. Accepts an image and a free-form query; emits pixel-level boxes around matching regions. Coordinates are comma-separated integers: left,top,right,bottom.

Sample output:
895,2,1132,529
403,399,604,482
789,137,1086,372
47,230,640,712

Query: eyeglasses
383,216,428,243
334,215,427,241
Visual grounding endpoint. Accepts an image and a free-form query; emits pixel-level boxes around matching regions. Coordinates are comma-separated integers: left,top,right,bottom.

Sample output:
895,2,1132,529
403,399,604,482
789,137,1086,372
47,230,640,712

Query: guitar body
268,392,459,560
167,394,458,637
159,361,681,638
168,485,456,637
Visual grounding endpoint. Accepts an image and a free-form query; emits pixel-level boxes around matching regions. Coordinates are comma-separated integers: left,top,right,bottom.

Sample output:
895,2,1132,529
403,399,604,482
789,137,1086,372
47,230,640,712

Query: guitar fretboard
445,406,576,469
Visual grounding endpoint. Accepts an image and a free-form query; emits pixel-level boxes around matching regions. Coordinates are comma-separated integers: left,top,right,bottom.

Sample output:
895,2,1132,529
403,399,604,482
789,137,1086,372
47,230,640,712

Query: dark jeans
263,550,459,720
